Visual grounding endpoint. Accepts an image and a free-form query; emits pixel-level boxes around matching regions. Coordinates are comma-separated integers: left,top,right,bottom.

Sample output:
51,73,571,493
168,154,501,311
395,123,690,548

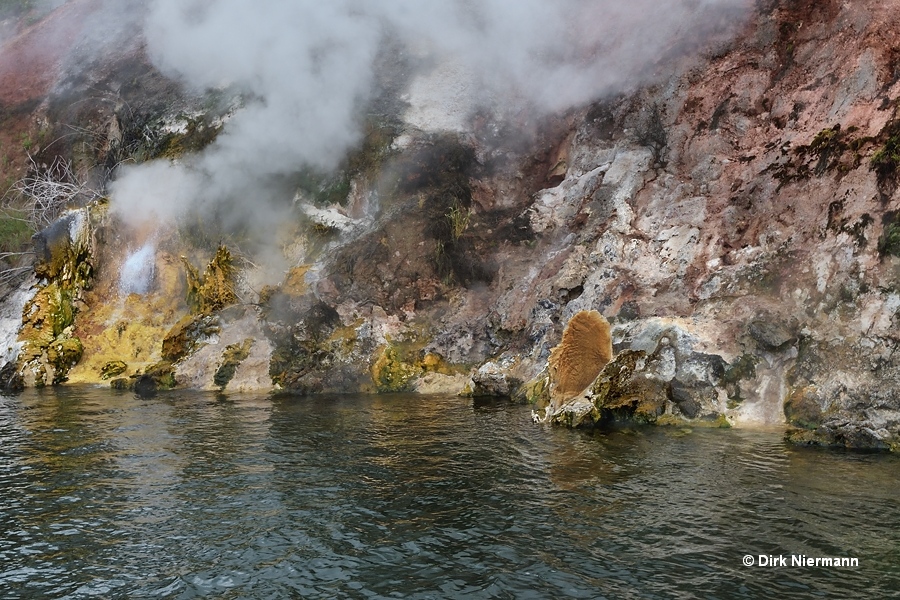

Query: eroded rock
16,208,95,386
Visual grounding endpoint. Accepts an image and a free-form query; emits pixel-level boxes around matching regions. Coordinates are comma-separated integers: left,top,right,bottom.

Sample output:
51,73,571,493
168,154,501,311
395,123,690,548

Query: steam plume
109,0,751,226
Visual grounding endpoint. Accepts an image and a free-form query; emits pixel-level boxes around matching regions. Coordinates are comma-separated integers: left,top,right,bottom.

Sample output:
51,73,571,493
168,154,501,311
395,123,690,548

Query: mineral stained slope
3,0,900,449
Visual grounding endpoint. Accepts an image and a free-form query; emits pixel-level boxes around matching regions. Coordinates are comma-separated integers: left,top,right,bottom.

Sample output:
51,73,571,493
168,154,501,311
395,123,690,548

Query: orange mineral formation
547,310,613,407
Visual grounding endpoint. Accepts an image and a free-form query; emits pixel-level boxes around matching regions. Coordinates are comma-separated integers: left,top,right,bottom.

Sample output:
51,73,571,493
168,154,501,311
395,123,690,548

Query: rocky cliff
3,0,900,450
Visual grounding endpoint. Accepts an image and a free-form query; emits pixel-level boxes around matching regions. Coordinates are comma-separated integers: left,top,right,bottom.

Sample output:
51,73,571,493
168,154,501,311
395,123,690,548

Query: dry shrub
548,310,613,406
7,155,101,231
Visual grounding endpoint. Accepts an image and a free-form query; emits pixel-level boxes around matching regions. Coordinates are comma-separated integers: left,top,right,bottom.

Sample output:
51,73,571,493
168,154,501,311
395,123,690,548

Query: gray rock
748,318,796,350
471,361,522,397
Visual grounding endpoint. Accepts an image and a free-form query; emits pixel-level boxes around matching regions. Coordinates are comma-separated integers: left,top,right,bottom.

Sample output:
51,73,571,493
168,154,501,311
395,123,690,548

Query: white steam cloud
110,0,751,225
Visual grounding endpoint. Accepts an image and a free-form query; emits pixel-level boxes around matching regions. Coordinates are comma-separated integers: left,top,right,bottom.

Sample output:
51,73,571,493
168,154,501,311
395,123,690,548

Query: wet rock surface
4,1,900,450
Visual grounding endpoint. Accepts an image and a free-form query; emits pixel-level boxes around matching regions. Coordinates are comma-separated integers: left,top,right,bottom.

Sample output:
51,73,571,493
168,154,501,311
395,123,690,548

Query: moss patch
582,349,668,425
116,360,178,395
767,124,872,187
784,385,823,429
17,280,84,386
369,341,457,394
722,354,759,383
800,125,870,175
371,344,421,393
161,314,220,362
16,207,99,388
721,353,758,401
603,376,668,424
182,245,237,314
322,321,362,356
213,338,253,390
656,413,731,428
870,131,900,176
32,211,94,285
99,360,127,380
111,112,224,165
516,373,550,405
20,281,75,342
869,113,900,198
158,116,222,159
282,265,311,297
292,117,399,207
268,338,332,391
878,214,900,257
46,335,83,378
66,245,188,385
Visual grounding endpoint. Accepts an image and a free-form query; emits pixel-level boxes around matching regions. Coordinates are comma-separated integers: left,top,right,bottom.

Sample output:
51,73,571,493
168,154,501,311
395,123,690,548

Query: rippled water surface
1,388,899,598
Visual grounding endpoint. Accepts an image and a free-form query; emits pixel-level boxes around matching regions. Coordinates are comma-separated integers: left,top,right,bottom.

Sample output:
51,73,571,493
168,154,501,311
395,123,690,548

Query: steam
109,0,751,226
118,240,156,295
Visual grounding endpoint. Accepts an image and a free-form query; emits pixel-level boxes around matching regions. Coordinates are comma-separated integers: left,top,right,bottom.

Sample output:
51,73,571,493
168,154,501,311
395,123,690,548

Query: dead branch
5,154,102,231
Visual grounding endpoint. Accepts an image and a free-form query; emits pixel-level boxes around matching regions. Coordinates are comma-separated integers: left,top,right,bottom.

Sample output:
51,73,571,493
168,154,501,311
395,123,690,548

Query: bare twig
5,154,102,231
0,266,34,287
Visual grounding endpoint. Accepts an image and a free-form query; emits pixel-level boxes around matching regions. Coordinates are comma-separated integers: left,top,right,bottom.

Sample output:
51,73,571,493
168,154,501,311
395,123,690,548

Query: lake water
1,388,898,599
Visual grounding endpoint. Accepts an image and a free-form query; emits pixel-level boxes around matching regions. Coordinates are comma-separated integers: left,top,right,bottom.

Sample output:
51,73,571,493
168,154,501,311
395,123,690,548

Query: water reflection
1,389,899,598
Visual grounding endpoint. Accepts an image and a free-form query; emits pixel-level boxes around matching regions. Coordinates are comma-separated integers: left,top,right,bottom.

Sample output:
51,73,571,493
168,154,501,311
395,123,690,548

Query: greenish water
1,388,899,599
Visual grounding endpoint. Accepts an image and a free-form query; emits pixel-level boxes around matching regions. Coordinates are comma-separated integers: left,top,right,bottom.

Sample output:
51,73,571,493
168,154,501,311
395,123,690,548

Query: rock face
12,207,95,387
5,0,900,450
515,0,900,452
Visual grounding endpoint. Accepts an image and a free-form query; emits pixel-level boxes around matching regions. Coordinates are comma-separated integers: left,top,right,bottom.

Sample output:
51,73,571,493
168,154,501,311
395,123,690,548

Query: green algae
370,338,458,394
371,344,421,393
656,413,731,429
111,361,178,393
878,217,900,257
16,207,101,386
99,360,127,380
161,314,220,362
214,338,253,390
182,246,237,315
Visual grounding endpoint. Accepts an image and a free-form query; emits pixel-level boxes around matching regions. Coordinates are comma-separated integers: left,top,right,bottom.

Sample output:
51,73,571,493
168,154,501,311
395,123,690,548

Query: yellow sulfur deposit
65,250,188,384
